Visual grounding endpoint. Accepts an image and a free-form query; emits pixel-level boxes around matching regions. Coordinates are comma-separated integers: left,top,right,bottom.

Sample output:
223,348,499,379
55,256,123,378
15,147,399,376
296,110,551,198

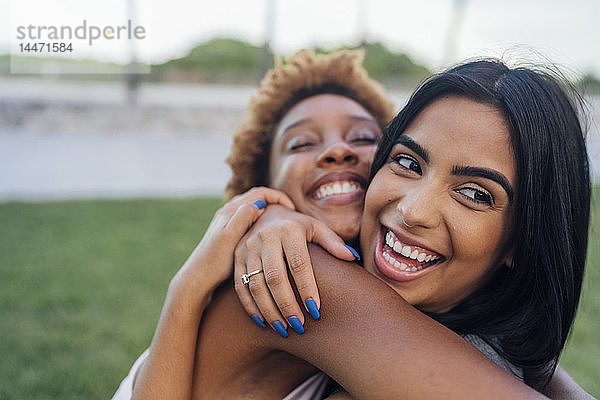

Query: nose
316,140,359,167
396,186,441,230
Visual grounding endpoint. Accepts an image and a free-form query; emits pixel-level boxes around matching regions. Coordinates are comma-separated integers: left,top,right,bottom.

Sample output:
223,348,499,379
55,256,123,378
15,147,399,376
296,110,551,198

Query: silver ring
241,269,263,285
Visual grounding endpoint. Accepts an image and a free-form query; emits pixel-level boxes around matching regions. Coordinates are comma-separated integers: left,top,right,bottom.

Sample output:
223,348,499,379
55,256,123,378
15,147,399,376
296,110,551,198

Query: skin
235,94,382,332
130,95,594,400
268,93,381,241
361,96,516,312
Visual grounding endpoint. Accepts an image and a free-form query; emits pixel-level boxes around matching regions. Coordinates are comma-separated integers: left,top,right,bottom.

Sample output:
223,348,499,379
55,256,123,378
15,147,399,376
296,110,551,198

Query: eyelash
289,142,314,151
391,154,422,174
456,187,494,206
391,153,494,207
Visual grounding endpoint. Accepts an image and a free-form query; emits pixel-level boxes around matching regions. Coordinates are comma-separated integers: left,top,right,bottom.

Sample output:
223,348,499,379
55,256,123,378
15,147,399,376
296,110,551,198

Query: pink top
111,349,330,400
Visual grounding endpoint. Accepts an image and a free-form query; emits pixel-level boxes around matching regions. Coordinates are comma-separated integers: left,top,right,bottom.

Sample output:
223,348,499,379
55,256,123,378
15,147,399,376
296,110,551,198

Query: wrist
164,270,217,324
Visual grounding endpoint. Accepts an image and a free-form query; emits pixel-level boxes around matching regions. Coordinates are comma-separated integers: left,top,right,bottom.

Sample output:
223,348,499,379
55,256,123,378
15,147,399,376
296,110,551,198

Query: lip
307,171,367,205
373,225,445,283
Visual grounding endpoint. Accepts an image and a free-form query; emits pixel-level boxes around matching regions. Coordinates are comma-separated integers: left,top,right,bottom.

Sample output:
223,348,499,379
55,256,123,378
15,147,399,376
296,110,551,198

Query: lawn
0,190,598,399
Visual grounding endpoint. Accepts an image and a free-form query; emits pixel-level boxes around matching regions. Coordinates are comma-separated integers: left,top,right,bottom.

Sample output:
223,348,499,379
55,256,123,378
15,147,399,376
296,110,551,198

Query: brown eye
392,154,422,175
457,187,493,206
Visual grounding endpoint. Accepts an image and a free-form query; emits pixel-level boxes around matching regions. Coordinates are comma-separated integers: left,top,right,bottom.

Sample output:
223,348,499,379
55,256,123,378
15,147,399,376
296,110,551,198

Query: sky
2,0,600,78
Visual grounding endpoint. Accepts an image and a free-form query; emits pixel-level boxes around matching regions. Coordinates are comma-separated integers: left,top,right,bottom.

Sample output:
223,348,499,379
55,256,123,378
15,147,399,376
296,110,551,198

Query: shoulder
462,334,523,381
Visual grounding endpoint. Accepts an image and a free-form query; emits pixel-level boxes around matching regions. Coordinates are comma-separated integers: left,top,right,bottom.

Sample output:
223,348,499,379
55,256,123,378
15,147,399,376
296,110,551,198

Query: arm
130,188,295,400
193,244,549,400
233,205,356,335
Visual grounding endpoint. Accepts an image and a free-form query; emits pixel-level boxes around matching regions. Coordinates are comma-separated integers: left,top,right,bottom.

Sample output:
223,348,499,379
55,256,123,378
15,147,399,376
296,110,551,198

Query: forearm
131,267,218,400
272,246,545,399
194,245,549,399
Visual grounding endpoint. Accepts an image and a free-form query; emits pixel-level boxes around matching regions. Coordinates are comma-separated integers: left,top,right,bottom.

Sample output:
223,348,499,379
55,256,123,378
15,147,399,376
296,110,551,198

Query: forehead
275,94,373,136
403,96,514,174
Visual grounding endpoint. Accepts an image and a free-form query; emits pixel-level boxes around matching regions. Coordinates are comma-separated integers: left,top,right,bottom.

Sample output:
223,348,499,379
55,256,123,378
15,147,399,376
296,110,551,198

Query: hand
233,205,358,337
169,187,295,308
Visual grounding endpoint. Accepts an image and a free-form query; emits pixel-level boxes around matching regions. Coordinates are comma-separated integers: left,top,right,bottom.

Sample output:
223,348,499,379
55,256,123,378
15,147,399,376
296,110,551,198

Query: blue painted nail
288,317,305,334
273,321,288,338
251,315,266,328
306,298,320,319
253,199,266,209
344,245,360,260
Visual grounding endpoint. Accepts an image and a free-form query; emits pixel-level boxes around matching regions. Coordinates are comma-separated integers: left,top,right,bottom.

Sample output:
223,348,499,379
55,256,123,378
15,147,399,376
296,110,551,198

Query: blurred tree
151,38,430,86
152,38,265,83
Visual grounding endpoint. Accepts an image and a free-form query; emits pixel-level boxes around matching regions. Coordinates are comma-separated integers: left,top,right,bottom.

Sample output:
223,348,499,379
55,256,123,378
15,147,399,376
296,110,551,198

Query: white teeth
383,229,441,272
401,246,411,257
315,180,361,199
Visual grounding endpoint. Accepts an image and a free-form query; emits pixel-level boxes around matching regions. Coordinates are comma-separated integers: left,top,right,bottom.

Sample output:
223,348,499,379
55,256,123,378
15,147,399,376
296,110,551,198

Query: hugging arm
129,188,296,400
194,244,548,400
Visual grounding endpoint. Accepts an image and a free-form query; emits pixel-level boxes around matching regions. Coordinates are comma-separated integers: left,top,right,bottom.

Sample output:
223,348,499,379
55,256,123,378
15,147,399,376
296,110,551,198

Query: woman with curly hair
114,49,396,399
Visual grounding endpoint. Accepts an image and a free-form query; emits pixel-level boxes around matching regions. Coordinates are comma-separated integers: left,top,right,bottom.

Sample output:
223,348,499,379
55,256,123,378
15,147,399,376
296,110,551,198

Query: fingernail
306,298,320,319
273,321,288,338
251,315,266,328
344,245,360,260
288,317,305,334
253,199,266,210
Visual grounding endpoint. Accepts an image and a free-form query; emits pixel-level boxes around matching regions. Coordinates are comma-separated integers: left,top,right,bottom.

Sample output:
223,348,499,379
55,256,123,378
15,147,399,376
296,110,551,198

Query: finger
259,234,306,335
247,269,290,338
233,251,267,329
308,220,359,262
230,187,295,211
280,228,321,320
223,201,267,241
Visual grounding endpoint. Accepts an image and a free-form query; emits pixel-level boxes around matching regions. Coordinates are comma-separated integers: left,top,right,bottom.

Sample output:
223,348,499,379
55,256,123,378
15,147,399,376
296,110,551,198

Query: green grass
0,191,598,399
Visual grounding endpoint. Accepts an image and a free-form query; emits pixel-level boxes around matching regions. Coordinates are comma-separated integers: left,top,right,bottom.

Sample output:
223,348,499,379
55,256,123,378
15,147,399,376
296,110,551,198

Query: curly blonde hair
224,49,395,199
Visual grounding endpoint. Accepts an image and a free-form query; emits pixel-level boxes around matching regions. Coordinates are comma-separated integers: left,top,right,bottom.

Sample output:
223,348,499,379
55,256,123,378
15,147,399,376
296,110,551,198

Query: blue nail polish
288,317,305,334
251,315,266,328
273,321,288,338
253,199,266,209
344,244,360,260
306,298,320,319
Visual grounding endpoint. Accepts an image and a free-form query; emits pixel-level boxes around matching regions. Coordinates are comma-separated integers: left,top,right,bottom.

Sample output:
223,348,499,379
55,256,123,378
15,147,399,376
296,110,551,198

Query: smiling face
360,96,517,313
269,94,381,241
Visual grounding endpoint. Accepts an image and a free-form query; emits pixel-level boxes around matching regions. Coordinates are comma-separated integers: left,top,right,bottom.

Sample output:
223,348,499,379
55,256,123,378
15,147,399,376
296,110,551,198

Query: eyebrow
393,135,514,203
281,115,379,136
452,166,514,203
281,118,311,136
394,135,429,163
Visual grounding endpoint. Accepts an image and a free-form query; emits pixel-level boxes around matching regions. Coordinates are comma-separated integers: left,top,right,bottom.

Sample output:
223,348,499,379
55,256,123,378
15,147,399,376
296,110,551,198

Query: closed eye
351,137,378,144
289,142,314,151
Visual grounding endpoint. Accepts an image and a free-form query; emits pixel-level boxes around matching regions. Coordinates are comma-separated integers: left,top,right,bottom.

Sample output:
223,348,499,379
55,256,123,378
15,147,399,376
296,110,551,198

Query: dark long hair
370,59,591,388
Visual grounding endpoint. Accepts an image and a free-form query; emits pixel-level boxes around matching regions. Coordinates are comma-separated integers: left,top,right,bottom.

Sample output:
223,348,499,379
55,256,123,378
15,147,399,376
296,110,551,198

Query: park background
0,0,599,398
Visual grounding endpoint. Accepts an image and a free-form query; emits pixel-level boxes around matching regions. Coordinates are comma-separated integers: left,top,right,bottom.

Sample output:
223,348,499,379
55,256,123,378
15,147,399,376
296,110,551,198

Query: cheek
362,172,391,234
450,216,508,263
270,155,308,190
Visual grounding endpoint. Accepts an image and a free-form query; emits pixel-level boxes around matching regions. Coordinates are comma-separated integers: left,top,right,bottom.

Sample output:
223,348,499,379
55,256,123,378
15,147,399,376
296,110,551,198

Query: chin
334,223,360,242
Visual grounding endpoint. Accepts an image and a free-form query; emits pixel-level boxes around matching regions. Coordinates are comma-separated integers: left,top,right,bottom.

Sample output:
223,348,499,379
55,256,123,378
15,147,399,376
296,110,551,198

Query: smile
314,180,362,200
384,230,440,271
374,227,444,282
